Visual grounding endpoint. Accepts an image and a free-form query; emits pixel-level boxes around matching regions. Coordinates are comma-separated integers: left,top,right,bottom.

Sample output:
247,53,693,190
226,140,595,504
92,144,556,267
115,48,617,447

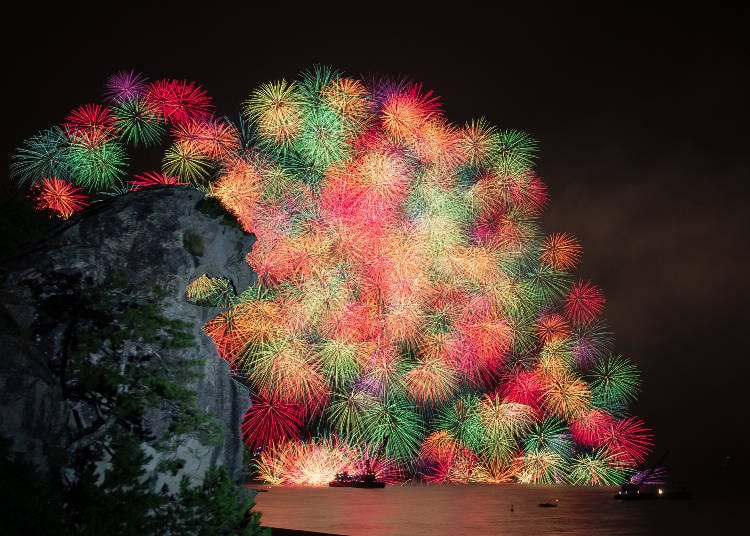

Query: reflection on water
252,483,741,535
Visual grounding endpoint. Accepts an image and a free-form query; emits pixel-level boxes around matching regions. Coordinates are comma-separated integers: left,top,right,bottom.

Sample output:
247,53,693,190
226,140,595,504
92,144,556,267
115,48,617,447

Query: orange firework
350,150,412,204
173,119,240,160
403,355,459,406
458,117,497,167
380,83,441,142
321,76,372,124
409,118,461,169
471,458,518,483
540,232,583,271
534,313,572,343
383,299,425,345
209,156,264,230
541,370,591,420
250,338,329,410
31,177,88,219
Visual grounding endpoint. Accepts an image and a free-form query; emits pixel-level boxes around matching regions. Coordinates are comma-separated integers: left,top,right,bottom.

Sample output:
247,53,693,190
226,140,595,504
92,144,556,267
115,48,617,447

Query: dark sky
6,2,749,481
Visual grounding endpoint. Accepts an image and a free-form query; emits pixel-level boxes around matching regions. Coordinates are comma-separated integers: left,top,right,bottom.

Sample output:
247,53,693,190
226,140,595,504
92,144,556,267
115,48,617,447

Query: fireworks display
11,66,654,486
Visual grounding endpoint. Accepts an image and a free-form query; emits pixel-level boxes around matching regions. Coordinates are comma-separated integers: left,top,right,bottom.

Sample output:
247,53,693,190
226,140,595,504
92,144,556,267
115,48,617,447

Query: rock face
0,186,254,489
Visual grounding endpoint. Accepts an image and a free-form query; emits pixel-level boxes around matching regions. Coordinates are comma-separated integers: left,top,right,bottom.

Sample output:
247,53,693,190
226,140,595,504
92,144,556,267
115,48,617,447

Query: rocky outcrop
0,186,254,489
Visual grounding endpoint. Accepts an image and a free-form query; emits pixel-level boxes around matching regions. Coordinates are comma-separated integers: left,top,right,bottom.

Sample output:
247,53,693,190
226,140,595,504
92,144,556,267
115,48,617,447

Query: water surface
252,483,742,535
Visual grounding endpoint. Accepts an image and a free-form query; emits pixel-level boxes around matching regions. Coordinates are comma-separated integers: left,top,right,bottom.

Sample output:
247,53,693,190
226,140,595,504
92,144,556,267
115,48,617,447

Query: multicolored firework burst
10,66,655,485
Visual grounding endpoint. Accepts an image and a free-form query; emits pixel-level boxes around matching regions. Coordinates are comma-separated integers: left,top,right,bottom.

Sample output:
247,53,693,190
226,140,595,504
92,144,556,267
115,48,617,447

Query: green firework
185,274,237,307
294,105,351,169
318,339,363,388
11,126,71,185
362,398,425,463
162,142,213,184
589,354,641,410
326,390,379,441
433,393,483,451
524,417,574,457
68,140,128,191
492,129,538,175
568,449,633,485
112,98,166,147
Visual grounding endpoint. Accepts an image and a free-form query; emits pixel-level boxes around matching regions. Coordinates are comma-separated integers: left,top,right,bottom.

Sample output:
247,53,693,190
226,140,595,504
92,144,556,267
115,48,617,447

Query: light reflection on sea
251,483,741,535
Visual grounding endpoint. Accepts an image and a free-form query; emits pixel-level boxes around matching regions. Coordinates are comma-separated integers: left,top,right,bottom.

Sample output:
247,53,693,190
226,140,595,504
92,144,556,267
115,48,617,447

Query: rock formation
0,186,254,490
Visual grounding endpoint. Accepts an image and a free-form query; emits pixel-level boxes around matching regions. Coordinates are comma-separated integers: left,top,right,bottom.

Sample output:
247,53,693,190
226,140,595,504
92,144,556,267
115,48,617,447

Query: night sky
5,2,748,483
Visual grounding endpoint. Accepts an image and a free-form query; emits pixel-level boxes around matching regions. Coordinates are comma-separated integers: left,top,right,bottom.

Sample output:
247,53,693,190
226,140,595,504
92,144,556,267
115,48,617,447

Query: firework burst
103,70,149,103
30,177,88,219
11,127,71,185
564,280,606,326
112,98,166,147
540,232,582,271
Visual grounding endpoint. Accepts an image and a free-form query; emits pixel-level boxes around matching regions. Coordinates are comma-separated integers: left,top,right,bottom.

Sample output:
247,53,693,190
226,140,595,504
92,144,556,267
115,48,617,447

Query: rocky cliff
0,186,254,490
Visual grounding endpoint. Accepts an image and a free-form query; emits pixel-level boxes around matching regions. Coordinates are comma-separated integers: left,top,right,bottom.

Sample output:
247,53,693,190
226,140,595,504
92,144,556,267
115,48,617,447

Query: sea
251,482,744,535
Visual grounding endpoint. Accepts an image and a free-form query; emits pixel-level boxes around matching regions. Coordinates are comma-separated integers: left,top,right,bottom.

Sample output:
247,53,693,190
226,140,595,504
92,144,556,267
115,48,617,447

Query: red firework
380,82,442,142
130,171,185,189
564,280,606,325
456,296,513,386
63,103,119,145
419,431,477,483
241,394,304,450
540,232,582,271
498,369,546,412
601,417,654,467
569,408,615,448
144,79,214,125
497,173,549,215
31,177,89,219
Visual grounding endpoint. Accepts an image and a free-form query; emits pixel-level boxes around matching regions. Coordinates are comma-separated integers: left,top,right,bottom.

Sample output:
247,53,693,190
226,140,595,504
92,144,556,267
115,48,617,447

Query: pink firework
103,70,148,102
419,431,477,483
31,177,88,219
144,79,214,125
564,280,606,325
502,173,549,215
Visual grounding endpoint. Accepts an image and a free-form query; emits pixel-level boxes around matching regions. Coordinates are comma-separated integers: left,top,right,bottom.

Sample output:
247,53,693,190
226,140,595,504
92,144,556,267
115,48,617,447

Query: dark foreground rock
0,186,254,490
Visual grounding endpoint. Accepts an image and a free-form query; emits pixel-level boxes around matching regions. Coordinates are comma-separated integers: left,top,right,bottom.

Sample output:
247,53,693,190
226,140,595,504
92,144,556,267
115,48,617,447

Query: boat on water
614,450,692,501
538,498,559,507
328,470,386,488
329,471,356,487
614,483,692,501
353,472,386,488
329,436,388,488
